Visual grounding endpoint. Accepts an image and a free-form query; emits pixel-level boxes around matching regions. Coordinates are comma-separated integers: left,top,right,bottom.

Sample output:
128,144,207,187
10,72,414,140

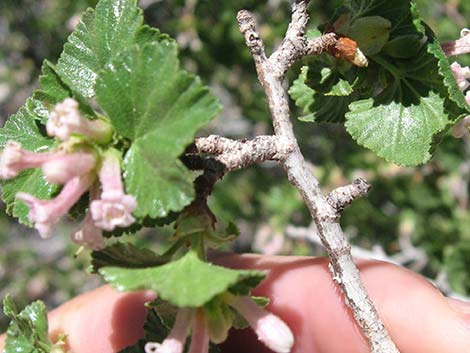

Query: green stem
191,233,206,261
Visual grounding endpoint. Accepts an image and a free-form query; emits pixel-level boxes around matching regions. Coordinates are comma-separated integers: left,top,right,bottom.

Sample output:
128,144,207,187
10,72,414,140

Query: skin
1,254,469,352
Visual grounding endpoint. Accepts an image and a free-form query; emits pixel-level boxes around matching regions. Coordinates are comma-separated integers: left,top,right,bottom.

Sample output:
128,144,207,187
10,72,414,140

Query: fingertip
217,255,470,353
49,286,155,353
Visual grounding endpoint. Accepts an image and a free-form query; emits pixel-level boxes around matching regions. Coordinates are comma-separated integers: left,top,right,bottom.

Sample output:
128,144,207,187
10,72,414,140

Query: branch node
306,33,337,55
326,178,372,213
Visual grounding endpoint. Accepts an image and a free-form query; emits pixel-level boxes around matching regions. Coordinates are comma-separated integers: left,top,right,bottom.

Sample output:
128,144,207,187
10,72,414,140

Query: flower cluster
145,295,294,353
0,98,136,249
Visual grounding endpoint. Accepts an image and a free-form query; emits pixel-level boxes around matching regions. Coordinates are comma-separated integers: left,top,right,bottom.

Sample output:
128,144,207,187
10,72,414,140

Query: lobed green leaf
290,0,469,165
3,296,53,353
100,251,265,307
96,41,222,218
56,0,163,98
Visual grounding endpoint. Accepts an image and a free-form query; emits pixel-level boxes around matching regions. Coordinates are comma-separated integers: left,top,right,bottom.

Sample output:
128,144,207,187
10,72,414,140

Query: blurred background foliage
0,0,469,332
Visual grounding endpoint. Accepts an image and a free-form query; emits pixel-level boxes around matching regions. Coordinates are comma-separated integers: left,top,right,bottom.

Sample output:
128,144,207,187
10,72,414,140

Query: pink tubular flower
0,141,98,185
144,309,194,353
0,141,54,179
16,174,93,238
42,151,97,184
71,211,105,250
47,98,113,144
90,150,137,231
188,310,210,353
450,62,470,92
227,295,294,353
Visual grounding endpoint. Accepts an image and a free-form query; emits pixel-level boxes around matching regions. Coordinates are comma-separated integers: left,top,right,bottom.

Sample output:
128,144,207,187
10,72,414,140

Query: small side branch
192,135,291,171
326,178,371,213
442,28,470,56
269,1,336,78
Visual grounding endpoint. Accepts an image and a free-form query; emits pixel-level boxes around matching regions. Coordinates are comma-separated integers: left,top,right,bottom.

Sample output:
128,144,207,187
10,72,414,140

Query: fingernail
446,297,470,315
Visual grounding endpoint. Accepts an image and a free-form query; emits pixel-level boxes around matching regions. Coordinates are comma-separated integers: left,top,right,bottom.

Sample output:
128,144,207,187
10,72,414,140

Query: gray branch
327,178,372,213
193,135,291,171
237,2,399,352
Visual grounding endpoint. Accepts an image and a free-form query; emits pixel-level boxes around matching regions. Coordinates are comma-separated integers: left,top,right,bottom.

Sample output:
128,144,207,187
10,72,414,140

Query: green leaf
100,251,265,307
344,0,411,24
382,34,424,59
3,296,53,353
422,35,469,114
96,42,221,218
348,16,391,55
123,134,196,218
345,91,448,166
204,297,233,344
56,0,167,98
289,65,355,123
90,242,168,272
344,2,466,166
0,105,59,224
31,61,95,124
96,41,221,140
293,0,468,165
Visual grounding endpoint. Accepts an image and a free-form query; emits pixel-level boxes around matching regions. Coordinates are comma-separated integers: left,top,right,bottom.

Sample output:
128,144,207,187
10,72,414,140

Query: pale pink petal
451,62,470,92
188,310,209,353
42,151,97,184
91,150,137,231
145,308,194,353
98,150,124,194
0,141,54,179
90,194,136,231
71,211,105,250
227,296,294,353
47,98,112,143
453,116,470,138
16,174,93,238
